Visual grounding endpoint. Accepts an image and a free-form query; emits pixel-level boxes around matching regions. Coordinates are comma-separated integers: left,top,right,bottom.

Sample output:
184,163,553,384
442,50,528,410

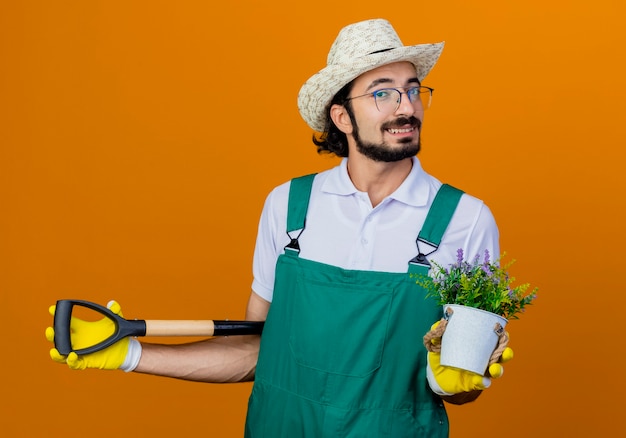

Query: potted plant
417,248,538,374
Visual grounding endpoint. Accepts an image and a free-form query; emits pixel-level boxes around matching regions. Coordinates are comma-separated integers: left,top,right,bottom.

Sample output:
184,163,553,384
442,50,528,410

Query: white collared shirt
252,157,499,302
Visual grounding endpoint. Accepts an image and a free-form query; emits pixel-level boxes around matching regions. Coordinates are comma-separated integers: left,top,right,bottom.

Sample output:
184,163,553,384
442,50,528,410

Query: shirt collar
322,156,431,207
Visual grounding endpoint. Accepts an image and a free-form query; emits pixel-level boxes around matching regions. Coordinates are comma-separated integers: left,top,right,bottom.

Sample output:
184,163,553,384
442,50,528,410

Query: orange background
1,1,625,436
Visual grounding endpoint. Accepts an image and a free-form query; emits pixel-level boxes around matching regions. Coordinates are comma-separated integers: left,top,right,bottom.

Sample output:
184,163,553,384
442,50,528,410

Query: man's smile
386,127,416,134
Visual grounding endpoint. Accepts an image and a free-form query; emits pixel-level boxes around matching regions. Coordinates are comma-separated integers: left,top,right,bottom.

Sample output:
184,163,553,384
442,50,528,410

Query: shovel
53,299,264,356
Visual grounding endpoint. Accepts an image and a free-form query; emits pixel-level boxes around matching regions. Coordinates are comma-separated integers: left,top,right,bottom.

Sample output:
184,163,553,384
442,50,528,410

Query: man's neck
346,155,413,207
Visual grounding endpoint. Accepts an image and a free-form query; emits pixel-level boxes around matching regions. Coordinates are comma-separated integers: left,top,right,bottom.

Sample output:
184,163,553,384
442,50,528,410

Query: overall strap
409,184,464,274
284,173,317,255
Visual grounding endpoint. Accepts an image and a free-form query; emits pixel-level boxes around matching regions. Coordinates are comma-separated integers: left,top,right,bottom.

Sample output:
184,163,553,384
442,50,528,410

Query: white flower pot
440,304,508,375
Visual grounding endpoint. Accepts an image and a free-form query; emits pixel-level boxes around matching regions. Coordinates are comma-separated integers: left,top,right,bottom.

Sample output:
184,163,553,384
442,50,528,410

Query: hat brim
297,42,444,132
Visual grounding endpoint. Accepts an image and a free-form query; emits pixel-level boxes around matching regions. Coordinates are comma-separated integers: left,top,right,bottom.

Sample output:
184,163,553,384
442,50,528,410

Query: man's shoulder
264,165,337,206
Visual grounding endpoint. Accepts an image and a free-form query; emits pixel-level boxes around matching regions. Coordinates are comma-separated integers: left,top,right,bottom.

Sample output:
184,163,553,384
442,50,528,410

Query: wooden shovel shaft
144,320,218,336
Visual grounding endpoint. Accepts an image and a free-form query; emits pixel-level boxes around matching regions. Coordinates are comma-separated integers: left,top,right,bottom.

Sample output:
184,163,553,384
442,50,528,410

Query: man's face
345,61,424,162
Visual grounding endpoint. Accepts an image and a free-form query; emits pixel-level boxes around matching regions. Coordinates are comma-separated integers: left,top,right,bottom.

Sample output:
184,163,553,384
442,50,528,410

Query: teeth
388,128,413,134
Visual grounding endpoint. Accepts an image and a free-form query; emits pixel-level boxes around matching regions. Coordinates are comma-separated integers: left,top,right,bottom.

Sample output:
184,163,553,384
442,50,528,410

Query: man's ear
330,104,353,135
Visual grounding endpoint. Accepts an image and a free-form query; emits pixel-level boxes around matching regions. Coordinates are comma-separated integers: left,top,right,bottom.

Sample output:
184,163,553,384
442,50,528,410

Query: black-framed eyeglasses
344,86,434,114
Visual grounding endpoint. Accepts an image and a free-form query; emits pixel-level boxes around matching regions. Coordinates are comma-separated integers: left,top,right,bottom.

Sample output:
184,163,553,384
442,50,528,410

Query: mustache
382,117,422,130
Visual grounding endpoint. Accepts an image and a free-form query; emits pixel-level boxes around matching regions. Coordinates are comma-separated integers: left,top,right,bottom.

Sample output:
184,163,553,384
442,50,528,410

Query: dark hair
311,80,355,157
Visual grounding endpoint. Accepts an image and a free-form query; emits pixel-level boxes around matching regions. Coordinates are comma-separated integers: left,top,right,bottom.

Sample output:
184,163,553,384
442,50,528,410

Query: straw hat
297,19,444,132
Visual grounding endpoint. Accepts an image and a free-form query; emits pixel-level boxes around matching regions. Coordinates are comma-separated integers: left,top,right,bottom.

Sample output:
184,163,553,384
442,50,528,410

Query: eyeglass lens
374,87,432,113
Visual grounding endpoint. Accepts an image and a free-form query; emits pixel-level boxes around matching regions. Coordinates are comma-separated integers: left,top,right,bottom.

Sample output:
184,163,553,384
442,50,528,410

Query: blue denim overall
245,175,463,437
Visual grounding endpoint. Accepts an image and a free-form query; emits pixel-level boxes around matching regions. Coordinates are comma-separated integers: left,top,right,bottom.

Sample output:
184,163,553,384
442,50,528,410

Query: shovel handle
54,299,146,356
53,299,264,356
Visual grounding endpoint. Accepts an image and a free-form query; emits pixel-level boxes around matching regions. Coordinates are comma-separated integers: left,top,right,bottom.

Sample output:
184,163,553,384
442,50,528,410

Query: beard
353,116,422,162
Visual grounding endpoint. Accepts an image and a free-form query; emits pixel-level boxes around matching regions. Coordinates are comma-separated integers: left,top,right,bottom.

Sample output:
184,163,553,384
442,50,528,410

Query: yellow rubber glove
45,300,133,371
485,346,514,379
426,321,513,396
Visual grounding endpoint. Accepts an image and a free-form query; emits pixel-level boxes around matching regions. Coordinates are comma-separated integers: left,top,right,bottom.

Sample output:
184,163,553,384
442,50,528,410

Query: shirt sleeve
251,182,290,302
463,201,500,262
431,193,500,271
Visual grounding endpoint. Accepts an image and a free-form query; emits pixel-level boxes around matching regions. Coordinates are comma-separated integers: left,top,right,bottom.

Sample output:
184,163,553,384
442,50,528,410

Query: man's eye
373,90,392,99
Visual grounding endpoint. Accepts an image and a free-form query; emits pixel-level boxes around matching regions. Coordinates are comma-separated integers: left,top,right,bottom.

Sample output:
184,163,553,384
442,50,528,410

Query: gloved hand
425,321,513,396
45,300,141,371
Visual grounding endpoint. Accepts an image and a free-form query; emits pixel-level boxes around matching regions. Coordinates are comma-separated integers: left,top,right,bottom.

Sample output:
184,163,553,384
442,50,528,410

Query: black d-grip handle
53,299,147,356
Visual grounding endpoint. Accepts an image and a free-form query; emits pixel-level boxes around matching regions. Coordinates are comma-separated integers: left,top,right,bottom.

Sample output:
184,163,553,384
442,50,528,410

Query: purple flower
472,253,480,266
456,248,464,265
481,249,492,275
